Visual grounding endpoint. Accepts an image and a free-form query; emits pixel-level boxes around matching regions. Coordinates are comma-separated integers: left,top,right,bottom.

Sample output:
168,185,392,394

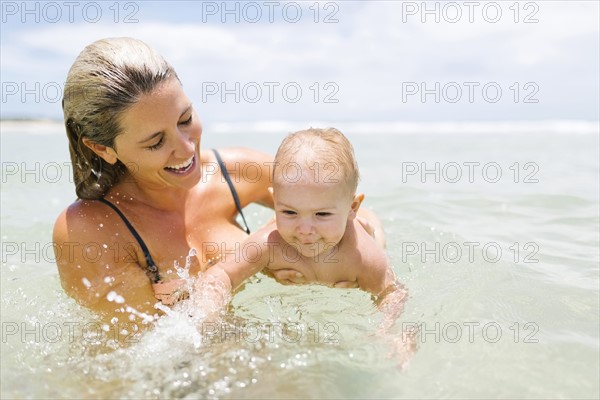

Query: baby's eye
316,212,332,217
281,210,296,215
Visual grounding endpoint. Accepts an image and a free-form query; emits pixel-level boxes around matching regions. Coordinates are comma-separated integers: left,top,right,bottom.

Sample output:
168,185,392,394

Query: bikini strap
98,198,161,283
212,149,251,234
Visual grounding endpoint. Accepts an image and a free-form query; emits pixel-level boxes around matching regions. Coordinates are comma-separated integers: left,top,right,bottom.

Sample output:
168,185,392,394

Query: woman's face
113,77,202,191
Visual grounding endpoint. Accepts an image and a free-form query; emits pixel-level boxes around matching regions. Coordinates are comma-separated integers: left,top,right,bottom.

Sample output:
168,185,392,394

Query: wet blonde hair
273,127,360,195
62,37,178,199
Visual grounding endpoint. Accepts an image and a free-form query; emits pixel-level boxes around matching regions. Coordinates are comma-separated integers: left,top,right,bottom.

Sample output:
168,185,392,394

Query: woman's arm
356,207,387,249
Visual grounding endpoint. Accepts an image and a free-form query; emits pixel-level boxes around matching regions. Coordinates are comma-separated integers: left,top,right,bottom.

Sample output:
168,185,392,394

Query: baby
207,128,402,302
195,129,410,361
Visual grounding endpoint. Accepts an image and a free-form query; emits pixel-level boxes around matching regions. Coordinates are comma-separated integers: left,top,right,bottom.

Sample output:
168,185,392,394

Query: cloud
1,1,598,121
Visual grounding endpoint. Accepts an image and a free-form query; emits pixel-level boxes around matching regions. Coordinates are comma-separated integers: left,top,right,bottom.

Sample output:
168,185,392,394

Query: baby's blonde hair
273,128,359,195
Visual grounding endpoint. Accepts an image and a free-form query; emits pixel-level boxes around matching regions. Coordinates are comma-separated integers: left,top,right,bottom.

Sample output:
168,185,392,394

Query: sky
1,0,599,125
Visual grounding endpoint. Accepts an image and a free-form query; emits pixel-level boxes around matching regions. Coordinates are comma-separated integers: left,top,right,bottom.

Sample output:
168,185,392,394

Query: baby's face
272,178,356,259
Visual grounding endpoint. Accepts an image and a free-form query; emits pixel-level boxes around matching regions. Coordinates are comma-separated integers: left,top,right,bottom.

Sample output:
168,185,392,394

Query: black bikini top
98,149,250,283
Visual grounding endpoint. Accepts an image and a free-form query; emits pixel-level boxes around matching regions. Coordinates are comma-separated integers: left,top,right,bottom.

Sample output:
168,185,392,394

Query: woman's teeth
165,156,194,173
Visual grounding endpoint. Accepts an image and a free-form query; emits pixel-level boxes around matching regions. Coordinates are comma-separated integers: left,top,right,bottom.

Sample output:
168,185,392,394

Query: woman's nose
174,128,196,155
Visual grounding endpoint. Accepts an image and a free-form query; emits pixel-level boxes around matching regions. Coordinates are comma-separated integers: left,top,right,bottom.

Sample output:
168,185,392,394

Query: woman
53,37,288,328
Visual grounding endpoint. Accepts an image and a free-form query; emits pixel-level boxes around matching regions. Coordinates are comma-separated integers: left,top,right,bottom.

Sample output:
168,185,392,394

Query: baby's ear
349,193,365,219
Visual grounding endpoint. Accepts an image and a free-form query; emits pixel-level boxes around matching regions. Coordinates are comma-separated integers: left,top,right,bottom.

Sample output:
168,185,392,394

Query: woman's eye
180,115,193,125
147,137,164,151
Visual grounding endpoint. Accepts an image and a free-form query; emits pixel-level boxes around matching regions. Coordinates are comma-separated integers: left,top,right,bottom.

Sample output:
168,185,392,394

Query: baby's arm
358,260,415,369
209,227,273,290
344,224,413,368
190,227,273,316
354,228,407,331
327,209,388,289
374,272,408,332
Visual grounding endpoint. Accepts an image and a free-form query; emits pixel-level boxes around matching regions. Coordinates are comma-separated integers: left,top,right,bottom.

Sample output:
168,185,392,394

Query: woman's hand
356,208,387,249
333,280,360,289
269,269,307,285
356,216,376,237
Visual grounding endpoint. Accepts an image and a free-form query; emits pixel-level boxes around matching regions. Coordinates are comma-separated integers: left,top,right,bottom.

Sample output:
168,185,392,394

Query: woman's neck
106,179,192,213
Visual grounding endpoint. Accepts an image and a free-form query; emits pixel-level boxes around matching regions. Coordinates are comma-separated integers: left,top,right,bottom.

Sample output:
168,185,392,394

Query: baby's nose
296,219,314,235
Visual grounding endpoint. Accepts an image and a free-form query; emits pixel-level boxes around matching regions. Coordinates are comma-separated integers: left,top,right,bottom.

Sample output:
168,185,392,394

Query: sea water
1,120,598,399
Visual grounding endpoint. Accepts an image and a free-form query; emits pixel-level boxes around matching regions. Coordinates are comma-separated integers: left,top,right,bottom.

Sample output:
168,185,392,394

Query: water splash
145,248,233,349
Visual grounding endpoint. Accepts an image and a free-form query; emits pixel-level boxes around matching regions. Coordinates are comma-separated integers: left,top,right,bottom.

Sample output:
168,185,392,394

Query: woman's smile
165,155,196,175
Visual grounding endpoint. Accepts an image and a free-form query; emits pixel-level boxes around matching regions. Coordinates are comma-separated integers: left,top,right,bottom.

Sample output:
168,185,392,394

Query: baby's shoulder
344,220,389,269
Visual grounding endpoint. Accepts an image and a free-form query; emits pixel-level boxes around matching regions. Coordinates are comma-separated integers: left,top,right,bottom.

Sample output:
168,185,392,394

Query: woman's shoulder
198,147,271,177
202,147,274,207
206,147,272,166
54,199,101,233
53,198,127,245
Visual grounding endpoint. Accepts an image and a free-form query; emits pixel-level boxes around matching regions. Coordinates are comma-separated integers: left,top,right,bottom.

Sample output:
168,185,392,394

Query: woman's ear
82,137,118,165
349,193,365,220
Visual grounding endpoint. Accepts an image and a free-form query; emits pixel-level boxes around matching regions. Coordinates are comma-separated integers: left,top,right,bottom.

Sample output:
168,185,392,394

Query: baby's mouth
297,238,318,246
165,156,194,174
